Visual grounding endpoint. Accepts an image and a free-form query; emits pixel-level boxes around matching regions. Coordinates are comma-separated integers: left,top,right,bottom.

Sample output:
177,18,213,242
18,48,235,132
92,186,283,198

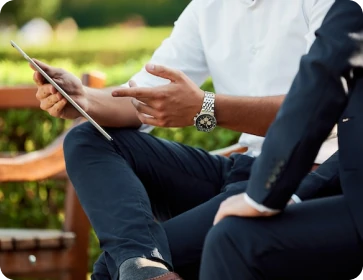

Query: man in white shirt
33,0,336,279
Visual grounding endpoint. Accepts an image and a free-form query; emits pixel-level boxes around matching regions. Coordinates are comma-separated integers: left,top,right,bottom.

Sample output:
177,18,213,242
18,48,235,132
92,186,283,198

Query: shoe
147,272,183,280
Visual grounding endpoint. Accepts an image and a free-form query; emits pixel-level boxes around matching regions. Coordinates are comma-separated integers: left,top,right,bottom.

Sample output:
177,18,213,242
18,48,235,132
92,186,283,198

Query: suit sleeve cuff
244,193,280,213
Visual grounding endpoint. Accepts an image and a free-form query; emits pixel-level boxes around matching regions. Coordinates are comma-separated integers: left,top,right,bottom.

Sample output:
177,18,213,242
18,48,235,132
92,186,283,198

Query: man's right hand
32,59,88,119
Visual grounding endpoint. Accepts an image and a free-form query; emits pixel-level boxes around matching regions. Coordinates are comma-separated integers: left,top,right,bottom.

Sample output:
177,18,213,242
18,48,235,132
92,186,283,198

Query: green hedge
0,27,172,65
59,0,191,28
1,0,190,27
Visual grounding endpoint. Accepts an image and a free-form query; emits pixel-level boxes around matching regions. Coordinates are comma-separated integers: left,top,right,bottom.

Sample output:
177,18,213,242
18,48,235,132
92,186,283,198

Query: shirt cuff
291,194,302,204
244,193,280,213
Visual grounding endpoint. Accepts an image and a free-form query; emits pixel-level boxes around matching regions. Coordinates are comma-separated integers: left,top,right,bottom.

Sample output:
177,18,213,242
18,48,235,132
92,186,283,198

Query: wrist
191,89,205,123
82,86,93,115
243,193,280,214
193,90,217,132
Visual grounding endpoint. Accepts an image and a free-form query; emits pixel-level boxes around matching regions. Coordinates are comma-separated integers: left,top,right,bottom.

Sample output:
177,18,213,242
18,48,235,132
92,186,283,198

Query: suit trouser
199,195,363,280
63,123,340,280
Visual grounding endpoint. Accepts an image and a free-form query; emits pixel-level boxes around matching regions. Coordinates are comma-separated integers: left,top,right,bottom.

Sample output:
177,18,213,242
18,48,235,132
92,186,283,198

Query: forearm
86,86,142,128
214,94,285,136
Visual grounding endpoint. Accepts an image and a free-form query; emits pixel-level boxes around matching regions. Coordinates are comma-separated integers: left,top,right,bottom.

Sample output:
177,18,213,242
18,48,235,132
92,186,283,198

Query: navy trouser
63,123,340,280
63,124,256,279
200,195,363,280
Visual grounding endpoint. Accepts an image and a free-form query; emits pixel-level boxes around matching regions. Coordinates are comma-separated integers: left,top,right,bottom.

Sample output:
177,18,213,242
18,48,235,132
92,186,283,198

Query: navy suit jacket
246,0,363,237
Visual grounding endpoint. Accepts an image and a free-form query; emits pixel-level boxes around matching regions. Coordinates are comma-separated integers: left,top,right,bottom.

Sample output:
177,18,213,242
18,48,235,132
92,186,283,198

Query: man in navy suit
199,1,363,279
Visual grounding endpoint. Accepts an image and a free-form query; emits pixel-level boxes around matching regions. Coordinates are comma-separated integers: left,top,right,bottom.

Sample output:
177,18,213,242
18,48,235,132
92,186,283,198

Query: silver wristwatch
193,91,217,132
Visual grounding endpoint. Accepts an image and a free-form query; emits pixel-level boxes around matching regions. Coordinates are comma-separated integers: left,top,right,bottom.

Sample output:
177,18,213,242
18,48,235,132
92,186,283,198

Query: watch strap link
201,92,215,114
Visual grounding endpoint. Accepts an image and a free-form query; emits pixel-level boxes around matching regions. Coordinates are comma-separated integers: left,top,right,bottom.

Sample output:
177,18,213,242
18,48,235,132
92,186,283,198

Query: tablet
10,40,113,141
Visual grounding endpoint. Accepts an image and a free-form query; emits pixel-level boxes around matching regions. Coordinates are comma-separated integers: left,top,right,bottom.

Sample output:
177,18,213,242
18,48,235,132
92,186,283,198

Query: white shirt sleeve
291,194,302,203
121,0,209,133
243,193,280,213
304,0,336,52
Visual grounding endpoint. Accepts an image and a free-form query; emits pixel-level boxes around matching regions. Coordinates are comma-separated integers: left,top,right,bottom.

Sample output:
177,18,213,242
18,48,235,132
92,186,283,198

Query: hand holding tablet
10,40,113,141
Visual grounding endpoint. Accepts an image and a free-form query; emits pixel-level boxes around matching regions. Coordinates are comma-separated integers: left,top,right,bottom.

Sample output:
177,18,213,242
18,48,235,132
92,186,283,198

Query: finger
135,111,160,126
129,80,138,87
112,87,159,99
213,207,228,225
145,64,184,82
48,98,67,117
287,199,295,205
40,94,62,110
131,98,158,117
32,59,63,77
33,71,47,85
29,62,37,72
35,84,57,100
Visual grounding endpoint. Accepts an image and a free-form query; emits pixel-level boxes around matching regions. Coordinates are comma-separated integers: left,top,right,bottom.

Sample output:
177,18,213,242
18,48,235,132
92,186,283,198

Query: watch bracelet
201,92,215,114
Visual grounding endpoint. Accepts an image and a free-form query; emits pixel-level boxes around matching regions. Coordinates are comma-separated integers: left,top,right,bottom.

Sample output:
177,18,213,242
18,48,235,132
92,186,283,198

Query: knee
64,121,98,150
63,124,140,177
204,217,239,254
204,217,261,261
63,122,121,178
201,217,244,273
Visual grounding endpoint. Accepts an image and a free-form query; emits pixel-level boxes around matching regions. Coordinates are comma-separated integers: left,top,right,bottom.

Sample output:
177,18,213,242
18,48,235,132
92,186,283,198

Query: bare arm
215,94,285,136
113,64,285,136
32,60,142,128
85,86,142,128
34,59,284,134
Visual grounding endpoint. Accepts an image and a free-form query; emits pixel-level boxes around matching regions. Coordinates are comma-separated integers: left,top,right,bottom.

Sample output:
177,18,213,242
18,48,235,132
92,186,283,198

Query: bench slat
0,229,75,251
0,86,39,109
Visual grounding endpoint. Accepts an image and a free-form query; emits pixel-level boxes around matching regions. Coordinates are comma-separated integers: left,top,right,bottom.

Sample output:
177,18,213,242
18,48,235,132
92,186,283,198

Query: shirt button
251,47,258,55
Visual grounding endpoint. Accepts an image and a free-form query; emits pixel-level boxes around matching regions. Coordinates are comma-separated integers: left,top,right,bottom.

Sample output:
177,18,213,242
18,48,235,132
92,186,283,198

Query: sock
119,257,169,280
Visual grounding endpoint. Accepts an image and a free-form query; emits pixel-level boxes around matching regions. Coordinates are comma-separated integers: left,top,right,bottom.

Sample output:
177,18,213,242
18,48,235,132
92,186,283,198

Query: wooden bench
0,72,105,280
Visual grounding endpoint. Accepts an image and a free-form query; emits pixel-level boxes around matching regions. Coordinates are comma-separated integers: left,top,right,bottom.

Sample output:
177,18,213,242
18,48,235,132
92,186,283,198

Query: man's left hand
112,64,205,127
214,193,278,225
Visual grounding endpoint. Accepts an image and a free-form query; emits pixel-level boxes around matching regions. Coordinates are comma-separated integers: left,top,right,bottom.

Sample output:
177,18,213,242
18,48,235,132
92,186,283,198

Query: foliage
59,0,191,28
1,0,190,27
0,0,61,25
0,27,172,65
0,27,240,271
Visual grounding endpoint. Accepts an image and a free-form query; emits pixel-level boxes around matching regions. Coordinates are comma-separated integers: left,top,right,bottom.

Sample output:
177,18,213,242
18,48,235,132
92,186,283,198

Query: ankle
119,257,169,280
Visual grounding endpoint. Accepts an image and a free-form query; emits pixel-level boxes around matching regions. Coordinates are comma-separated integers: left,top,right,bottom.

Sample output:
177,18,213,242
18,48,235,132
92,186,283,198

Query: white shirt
126,0,336,164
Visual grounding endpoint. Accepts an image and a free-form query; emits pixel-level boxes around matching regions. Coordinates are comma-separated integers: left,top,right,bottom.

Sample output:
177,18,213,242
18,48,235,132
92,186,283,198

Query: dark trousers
63,125,255,280
63,124,342,280
199,195,363,280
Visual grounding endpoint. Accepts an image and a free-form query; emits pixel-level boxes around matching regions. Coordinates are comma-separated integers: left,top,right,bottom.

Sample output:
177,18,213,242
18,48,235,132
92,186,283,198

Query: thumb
145,64,183,82
129,80,138,88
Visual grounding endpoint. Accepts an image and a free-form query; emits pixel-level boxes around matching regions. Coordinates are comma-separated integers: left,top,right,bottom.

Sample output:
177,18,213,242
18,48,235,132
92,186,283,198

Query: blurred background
0,0,240,274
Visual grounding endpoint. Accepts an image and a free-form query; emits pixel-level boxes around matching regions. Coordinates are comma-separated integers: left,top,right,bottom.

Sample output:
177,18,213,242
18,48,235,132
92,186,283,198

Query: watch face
195,113,217,132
